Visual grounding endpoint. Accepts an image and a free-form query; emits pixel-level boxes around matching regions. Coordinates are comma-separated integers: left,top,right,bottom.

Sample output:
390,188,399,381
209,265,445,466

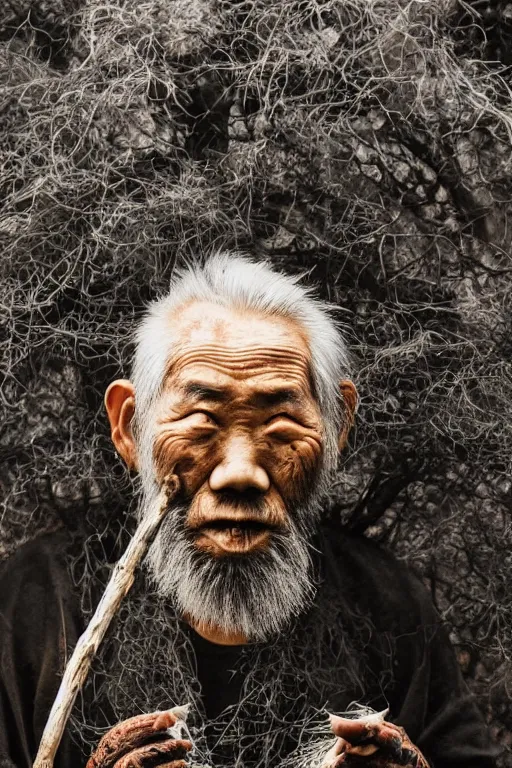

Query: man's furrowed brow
180,382,230,402
249,388,303,408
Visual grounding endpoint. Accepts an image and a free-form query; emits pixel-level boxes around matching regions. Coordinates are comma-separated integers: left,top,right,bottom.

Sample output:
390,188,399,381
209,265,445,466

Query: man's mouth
190,518,277,555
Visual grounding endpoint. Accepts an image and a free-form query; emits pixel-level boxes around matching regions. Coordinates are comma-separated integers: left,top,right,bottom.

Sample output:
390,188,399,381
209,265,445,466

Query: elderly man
0,254,496,768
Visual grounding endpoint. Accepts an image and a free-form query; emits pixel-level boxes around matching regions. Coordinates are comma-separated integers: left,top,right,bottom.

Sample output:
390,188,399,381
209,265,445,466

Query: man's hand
86,711,192,768
329,715,429,768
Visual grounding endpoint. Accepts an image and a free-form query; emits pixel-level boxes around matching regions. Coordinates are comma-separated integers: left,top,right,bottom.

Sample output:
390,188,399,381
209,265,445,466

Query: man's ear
338,379,358,451
105,379,139,471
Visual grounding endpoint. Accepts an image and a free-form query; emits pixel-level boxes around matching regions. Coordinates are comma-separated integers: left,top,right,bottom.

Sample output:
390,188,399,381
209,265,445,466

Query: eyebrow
180,382,302,408
249,388,302,408
181,382,230,403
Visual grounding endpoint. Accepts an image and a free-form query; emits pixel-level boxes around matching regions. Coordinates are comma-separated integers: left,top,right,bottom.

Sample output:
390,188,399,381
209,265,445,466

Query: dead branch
33,473,181,768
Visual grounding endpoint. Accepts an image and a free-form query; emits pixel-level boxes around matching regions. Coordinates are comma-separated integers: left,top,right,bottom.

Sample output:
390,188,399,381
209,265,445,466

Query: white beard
140,479,319,642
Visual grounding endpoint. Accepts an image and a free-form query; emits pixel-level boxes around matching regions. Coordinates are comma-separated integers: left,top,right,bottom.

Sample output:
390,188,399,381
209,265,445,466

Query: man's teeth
207,522,267,538
223,526,253,536
206,520,267,531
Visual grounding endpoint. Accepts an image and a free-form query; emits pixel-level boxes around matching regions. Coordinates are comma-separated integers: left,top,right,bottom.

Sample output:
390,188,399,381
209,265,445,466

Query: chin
144,494,316,642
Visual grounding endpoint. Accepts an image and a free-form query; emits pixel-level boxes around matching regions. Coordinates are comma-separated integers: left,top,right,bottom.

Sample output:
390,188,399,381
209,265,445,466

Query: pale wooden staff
33,473,181,768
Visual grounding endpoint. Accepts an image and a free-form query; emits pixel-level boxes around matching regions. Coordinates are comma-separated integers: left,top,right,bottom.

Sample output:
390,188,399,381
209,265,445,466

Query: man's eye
265,415,304,440
266,413,299,425
183,411,217,426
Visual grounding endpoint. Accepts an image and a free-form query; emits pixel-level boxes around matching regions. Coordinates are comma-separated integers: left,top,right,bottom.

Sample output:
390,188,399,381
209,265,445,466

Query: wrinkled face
151,301,324,557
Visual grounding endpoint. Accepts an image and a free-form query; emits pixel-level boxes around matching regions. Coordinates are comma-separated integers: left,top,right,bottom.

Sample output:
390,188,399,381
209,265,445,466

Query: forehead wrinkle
175,345,310,366
164,342,312,387
159,300,317,394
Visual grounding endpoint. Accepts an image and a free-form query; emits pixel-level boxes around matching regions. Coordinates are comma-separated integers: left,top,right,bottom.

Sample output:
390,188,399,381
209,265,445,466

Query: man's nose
208,435,270,494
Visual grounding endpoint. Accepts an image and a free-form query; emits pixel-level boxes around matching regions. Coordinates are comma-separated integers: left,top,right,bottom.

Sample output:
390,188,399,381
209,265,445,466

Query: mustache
209,490,266,512
185,491,289,532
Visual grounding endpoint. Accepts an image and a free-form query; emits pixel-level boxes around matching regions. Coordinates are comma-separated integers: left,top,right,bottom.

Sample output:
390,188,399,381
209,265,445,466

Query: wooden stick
33,473,181,768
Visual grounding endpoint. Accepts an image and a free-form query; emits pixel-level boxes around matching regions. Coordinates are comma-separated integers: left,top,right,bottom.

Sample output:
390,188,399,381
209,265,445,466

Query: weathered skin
86,712,191,768
329,716,430,768
151,302,324,557
101,300,363,768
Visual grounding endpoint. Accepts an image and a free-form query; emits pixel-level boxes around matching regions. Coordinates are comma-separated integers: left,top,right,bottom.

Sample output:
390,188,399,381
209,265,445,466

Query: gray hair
131,252,351,477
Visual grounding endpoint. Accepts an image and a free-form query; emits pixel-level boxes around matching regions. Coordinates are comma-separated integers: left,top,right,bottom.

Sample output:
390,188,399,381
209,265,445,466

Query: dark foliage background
1,0,511,762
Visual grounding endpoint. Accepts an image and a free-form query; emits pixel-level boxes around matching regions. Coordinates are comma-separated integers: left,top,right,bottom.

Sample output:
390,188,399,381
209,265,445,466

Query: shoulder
0,530,71,585
318,523,438,633
0,531,76,634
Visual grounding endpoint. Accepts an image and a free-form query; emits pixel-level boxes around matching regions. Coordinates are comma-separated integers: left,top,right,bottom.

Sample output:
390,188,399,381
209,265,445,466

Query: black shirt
189,631,245,721
0,527,498,768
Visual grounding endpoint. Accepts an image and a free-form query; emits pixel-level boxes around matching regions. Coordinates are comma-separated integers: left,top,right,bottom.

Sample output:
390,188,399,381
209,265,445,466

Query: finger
320,735,348,768
351,723,425,768
87,712,181,768
331,719,402,748
329,717,374,744
114,740,191,768
329,718,405,763
366,723,404,761
331,743,381,767
329,717,399,744
153,713,178,732
328,717,428,768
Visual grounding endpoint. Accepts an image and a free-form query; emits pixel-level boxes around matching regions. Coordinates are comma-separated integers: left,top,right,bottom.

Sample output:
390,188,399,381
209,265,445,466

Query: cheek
262,438,322,499
153,433,220,494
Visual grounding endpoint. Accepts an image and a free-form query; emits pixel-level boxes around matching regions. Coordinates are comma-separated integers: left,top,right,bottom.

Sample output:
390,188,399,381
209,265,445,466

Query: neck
186,615,248,645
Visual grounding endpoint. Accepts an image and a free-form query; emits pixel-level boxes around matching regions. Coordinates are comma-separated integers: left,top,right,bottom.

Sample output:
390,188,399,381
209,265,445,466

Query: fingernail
153,712,175,731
